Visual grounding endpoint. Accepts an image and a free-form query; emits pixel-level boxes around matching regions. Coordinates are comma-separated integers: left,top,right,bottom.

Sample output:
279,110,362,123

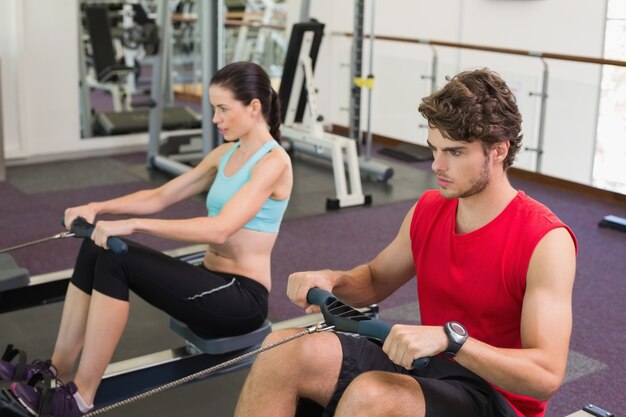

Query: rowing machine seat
169,319,272,355
0,254,29,292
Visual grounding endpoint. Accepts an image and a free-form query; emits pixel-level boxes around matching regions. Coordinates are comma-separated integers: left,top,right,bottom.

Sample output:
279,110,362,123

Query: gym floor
0,143,434,416
1,142,625,416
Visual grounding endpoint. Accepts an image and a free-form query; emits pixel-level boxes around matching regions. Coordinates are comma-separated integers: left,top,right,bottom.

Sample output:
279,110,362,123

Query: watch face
450,322,466,336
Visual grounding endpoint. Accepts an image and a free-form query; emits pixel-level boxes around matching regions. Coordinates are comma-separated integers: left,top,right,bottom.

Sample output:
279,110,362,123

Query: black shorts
323,333,519,417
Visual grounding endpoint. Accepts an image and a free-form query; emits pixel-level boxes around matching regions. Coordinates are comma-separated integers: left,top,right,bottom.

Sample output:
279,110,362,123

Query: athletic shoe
10,380,91,417
0,355,57,383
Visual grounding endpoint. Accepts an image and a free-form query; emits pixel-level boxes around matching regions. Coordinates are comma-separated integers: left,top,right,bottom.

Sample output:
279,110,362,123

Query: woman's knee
70,240,104,294
91,249,130,301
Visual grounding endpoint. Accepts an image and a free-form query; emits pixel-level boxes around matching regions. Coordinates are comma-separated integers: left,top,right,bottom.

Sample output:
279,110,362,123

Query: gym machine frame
147,0,224,177
349,0,393,183
280,21,371,210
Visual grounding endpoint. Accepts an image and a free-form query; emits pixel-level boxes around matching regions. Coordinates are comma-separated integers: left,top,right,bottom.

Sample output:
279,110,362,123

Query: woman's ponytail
269,88,282,143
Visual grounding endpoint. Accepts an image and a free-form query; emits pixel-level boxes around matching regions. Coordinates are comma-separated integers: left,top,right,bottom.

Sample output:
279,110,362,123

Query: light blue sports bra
206,141,289,233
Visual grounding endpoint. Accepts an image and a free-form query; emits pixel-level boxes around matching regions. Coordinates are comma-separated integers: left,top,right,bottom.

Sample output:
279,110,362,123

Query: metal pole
300,0,311,22
217,0,225,71
419,42,438,94
0,58,5,181
364,0,375,160
527,57,548,173
536,58,549,173
200,0,220,153
349,0,364,145
417,45,438,132
353,0,393,182
430,49,438,93
147,0,171,166
77,8,93,138
164,6,174,108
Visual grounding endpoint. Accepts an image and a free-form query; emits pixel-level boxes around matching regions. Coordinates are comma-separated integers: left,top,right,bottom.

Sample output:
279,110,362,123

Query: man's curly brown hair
418,68,523,170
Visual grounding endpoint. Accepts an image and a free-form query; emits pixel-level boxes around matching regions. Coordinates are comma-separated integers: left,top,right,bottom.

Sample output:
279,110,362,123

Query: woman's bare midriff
202,228,277,291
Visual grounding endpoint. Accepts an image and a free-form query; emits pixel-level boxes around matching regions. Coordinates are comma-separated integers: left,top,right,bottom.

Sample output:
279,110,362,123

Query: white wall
309,0,608,185
458,0,606,183
0,0,609,186
0,0,21,157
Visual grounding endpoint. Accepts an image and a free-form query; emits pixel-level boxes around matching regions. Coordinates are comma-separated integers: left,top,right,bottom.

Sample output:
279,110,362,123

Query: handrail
333,31,626,174
333,32,626,68
224,19,286,30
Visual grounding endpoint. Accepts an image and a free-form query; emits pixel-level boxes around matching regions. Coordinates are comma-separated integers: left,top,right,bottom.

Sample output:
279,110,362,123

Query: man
235,68,577,417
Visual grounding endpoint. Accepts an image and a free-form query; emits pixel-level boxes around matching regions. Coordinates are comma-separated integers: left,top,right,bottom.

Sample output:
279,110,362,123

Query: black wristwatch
443,321,468,358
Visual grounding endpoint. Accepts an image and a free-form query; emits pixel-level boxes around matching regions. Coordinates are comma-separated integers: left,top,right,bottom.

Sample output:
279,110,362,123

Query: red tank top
410,190,577,417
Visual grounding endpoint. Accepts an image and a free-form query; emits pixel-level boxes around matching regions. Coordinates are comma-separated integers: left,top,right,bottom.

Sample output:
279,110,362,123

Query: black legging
70,239,268,338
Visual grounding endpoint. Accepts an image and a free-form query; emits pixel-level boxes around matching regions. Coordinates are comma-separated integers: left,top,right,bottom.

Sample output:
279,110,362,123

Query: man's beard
457,155,492,199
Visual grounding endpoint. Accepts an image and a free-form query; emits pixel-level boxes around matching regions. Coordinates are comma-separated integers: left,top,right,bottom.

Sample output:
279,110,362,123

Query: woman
2,61,292,417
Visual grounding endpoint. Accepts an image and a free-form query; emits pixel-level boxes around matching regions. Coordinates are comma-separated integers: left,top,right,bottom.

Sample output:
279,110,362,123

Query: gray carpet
1,149,625,416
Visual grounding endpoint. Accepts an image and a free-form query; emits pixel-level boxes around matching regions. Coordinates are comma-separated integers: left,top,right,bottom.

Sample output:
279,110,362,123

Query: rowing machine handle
306,287,430,369
357,320,430,369
62,218,128,255
306,287,335,306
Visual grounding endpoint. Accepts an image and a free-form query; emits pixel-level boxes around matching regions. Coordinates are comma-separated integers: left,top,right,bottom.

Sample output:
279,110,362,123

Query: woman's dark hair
418,68,523,170
210,61,282,142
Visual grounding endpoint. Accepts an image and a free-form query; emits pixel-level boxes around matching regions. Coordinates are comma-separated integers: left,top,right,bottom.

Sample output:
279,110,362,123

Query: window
594,0,626,194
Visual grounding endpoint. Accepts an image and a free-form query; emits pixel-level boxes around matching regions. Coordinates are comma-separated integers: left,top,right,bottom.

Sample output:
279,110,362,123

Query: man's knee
257,329,341,371
249,328,342,401
343,371,397,402
337,371,425,416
